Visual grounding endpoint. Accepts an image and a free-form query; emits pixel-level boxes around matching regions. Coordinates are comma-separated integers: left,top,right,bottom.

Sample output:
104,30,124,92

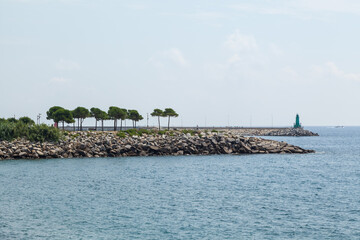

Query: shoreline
0,129,315,160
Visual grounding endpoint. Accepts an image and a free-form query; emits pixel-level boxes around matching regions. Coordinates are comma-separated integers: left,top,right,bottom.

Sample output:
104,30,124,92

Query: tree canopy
128,110,143,128
99,110,109,131
108,106,127,131
151,108,164,130
53,109,74,130
46,106,64,124
90,107,103,130
72,107,90,131
163,108,179,130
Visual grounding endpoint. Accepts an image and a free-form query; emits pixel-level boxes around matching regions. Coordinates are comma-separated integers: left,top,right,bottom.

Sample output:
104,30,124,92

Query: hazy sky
1,0,360,127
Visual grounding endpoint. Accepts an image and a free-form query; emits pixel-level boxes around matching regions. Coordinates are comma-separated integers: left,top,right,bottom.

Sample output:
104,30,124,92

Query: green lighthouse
293,114,302,128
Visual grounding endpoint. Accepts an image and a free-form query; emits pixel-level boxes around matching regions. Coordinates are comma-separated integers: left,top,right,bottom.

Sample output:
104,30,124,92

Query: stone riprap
0,131,315,160
227,128,318,136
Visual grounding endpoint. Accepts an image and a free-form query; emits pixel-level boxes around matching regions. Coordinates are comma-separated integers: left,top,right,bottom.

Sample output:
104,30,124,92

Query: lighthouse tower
293,114,302,128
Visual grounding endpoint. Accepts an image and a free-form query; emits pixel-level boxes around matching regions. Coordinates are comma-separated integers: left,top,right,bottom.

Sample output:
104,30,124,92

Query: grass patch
117,128,156,138
181,129,198,136
117,131,126,138
158,130,168,135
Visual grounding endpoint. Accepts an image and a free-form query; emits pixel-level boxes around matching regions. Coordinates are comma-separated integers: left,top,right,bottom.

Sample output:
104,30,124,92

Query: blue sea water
0,127,360,239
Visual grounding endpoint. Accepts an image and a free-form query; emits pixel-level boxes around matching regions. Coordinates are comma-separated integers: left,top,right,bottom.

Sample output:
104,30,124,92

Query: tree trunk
135,121,136,128
77,118,80,131
168,116,170,130
73,122,75,131
114,119,116,131
120,120,123,131
95,119,97,131
158,116,160,130
62,121,64,130
102,120,104,131
80,119,83,131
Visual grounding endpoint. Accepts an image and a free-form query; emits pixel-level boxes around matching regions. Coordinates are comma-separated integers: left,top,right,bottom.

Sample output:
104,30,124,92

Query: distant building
293,114,302,128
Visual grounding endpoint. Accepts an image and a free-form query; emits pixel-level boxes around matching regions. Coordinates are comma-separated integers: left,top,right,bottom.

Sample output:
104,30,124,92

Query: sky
1,0,360,127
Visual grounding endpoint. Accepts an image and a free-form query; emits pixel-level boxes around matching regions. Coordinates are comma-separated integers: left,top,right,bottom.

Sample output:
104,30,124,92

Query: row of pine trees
46,106,178,131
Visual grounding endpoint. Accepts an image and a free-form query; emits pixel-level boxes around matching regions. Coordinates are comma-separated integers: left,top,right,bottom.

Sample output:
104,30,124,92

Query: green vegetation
0,120,61,142
72,107,90,131
127,110,143,128
150,108,179,130
90,107,102,131
181,129,198,136
7,117,18,123
137,128,151,135
108,106,127,131
163,108,179,130
124,129,139,136
211,129,218,133
90,108,109,131
46,106,64,127
99,111,109,131
158,130,167,135
53,109,74,130
42,106,178,132
117,128,152,137
151,109,164,130
117,131,126,138
19,117,35,125
116,128,178,138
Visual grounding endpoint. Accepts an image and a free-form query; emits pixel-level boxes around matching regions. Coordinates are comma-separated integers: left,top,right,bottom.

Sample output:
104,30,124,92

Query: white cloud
222,30,266,67
56,59,80,70
224,30,258,53
295,0,360,14
149,48,188,68
164,48,187,66
312,61,360,82
228,54,242,64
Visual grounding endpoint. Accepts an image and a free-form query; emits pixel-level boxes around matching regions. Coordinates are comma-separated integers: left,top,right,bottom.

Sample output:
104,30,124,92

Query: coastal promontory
0,130,315,160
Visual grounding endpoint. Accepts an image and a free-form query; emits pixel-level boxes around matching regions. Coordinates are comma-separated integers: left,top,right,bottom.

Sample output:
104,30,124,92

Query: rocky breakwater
231,128,319,137
0,131,315,160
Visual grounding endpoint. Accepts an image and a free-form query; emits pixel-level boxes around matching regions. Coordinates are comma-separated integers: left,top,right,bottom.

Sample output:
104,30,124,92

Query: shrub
0,121,61,142
27,124,61,142
138,129,151,136
19,116,35,125
124,129,138,136
0,121,17,141
7,118,18,123
117,131,126,138
211,129,218,133
158,130,167,135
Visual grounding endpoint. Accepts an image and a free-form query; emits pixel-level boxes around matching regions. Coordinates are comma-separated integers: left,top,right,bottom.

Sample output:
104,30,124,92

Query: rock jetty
228,128,318,136
0,130,315,160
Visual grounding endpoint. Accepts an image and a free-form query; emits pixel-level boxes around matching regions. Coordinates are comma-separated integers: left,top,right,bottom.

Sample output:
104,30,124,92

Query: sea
0,127,359,239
